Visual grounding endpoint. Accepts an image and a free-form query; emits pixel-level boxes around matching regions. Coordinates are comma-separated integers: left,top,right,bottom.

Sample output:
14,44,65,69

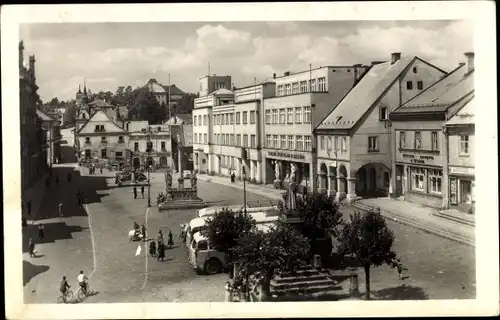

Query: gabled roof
393,65,474,114
317,57,417,130
162,84,185,95
88,99,114,108
76,109,126,134
36,109,56,122
212,88,233,96
446,96,475,126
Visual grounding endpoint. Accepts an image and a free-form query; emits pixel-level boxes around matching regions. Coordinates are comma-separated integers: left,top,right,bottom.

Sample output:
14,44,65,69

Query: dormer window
94,125,105,132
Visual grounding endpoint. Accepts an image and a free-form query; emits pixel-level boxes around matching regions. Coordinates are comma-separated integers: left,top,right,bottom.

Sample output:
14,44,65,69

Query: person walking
141,224,147,241
133,187,138,199
149,240,157,258
394,259,407,280
58,202,64,219
100,166,103,175
37,224,45,240
156,230,164,246
167,230,174,248
28,238,35,258
157,242,165,261
141,185,145,199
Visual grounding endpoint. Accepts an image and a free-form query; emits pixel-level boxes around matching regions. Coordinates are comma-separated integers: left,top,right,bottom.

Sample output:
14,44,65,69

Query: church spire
83,79,87,95
78,84,81,93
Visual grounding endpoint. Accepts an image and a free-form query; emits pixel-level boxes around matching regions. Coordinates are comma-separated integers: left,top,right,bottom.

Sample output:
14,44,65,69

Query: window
250,135,256,148
287,108,294,123
134,142,139,151
272,110,278,124
101,149,107,158
204,133,207,144
285,84,292,95
146,141,153,152
229,113,234,125
411,167,425,191
194,116,197,126
242,111,248,124
300,81,307,93
279,109,286,124
368,136,379,151
243,134,248,147
318,77,326,92
273,135,279,149
304,135,312,151
250,111,256,124
85,149,91,157
310,79,317,91
288,135,294,150
334,136,339,151
224,114,228,125
118,136,124,143
295,107,302,123
292,82,299,94
236,134,241,146
413,66,418,73
265,110,271,124
230,134,235,146
197,240,208,251
266,135,272,148
296,136,303,151
226,134,230,145
303,106,311,123
216,134,220,145
341,137,347,152
277,85,284,96
85,137,90,144
414,131,421,150
236,112,241,124
203,115,207,126
161,141,166,151
428,169,442,194
406,81,413,90
379,107,388,120
221,134,225,145
194,133,198,143
417,81,423,90
101,136,107,143
115,151,123,157
431,132,439,151
320,136,325,150
460,135,469,155
399,131,406,149
280,135,286,149
95,125,104,132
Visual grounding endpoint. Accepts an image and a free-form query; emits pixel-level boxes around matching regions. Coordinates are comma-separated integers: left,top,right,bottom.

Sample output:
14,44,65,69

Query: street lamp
147,164,151,208
144,126,154,208
242,165,247,216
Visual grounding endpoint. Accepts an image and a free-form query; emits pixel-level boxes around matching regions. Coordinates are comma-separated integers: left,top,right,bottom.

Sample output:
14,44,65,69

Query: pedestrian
133,187,137,199
37,224,45,240
394,259,407,280
167,230,174,248
157,242,165,261
28,238,35,258
141,185,145,198
149,240,157,257
58,202,64,219
100,167,103,174
157,229,164,246
141,224,146,241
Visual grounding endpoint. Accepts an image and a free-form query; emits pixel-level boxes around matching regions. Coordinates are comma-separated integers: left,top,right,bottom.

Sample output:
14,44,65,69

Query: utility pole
168,73,173,171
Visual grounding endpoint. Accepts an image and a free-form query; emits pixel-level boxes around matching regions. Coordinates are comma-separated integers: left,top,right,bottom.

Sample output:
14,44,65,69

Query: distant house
163,113,193,125
142,78,185,110
126,121,173,170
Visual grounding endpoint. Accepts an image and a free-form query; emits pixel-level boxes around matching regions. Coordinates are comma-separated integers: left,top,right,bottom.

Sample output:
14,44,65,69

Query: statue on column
191,171,198,190
274,161,280,181
286,165,297,211
165,171,173,190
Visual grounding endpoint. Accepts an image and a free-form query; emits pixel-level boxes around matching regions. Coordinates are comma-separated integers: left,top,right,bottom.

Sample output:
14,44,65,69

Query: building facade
19,41,48,190
390,53,474,209
445,97,475,211
262,65,370,193
37,109,63,165
316,53,447,202
144,78,185,110
127,121,173,170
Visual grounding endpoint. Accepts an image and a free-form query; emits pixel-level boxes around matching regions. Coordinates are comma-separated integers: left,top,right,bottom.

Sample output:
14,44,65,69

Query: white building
126,121,173,170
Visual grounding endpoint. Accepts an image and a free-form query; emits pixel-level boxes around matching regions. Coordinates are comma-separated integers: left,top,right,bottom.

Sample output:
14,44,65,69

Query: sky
20,20,473,102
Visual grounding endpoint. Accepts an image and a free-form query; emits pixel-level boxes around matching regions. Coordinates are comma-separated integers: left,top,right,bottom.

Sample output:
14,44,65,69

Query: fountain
158,170,207,211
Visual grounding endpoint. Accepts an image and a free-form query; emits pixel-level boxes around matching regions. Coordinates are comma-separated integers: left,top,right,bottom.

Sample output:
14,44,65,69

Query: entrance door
370,168,376,193
460,180,472,204
395,165,404,196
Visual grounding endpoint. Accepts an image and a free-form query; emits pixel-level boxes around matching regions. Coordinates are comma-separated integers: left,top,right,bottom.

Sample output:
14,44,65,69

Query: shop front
264,150,314,194
448,166,475,212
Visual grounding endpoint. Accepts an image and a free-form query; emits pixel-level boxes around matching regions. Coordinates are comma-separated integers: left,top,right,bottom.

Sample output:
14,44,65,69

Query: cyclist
77,270,88,295
60,276,71,302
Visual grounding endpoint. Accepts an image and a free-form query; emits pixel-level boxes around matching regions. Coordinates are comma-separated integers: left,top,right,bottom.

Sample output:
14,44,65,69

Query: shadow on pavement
272,292,352,302
23,260,50,286
373,284,429,300
22,222,88,253
60,145,77,163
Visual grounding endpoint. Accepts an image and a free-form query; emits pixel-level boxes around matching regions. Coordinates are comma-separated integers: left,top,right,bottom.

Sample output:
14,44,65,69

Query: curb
197,175,285,201
351,202,475,247
432,211,475,227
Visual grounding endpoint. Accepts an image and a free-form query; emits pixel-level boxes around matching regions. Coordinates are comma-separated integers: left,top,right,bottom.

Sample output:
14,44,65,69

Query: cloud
20,20,473,102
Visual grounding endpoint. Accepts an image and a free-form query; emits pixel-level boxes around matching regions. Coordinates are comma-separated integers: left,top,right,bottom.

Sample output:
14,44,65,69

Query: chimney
391,52,401,64
284,71,291,76
352,64,361,82
273,73,276,79
464,52,474,73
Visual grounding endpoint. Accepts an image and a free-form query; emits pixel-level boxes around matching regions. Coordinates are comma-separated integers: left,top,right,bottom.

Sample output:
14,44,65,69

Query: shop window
460,135,469,155
265,110,271,124
428,169,442,195
414,131,421,150
431,131,439,151
399,131,406,149
411,167,425,191
287,135,294,150
295,107,302,123
368,136,379,152
287,108,294,123
280,135,286,149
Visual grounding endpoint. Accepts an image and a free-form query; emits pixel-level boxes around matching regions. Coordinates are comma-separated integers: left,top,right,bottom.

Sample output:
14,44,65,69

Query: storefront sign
402,153,435,164
267,151,306,161
449,166,474,176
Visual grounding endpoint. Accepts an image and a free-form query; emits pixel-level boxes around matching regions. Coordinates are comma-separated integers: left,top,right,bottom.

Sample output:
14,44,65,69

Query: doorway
460,180,472,204
395,165,404,197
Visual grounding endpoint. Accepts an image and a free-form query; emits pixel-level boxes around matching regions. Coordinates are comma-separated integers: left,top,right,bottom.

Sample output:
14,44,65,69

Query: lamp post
144,126,154,208
147,164,151,207
242,165,247,216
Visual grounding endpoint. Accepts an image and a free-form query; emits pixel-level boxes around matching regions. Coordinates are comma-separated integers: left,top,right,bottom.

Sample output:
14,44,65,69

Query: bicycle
57,290,74,304
76,282,91,301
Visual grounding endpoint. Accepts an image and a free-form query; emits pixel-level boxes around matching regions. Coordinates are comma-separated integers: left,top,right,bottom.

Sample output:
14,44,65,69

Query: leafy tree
201,208,256,268
174,93,196,114
230,224,311,300
337,209,398,300
135,91,167,124
48,97,59,106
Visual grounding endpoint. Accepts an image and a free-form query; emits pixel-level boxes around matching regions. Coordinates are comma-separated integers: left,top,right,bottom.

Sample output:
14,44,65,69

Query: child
149,241,157,257
395,259,408,280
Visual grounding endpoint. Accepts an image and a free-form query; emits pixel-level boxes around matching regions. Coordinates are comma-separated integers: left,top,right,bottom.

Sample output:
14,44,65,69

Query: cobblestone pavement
334,206,476,300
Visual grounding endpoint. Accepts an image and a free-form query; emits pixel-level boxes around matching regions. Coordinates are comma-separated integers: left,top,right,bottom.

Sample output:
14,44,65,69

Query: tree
135,91,167,124
337,209,398,300
230,224,311,300
201,208,256,268
174,93,196,114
